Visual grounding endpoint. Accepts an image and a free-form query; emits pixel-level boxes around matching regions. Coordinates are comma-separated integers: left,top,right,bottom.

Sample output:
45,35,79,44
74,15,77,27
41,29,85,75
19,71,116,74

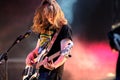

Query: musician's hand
26,58,36,65
43,57,55,70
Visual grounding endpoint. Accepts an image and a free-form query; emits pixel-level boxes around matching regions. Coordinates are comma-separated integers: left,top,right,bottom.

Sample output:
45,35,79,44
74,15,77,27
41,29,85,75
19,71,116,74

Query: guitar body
22,66,36,80
22,42,73,80
29,69,39,80
22,49,47,80
22,50,60,80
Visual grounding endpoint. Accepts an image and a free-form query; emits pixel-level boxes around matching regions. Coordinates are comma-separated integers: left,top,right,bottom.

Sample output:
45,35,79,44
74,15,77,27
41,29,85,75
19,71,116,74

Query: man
22,0,73,80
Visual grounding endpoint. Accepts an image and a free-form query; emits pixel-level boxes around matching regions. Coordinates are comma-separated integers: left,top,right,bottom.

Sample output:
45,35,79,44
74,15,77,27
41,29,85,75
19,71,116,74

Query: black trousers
38,71,62,80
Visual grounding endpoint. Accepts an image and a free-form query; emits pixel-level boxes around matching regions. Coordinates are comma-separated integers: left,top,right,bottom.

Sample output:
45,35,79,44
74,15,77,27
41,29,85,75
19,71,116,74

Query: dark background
0,0,120,80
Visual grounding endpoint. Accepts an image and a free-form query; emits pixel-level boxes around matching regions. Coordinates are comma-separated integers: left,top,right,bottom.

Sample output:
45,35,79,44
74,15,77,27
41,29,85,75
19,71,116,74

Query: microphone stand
0,30,31,80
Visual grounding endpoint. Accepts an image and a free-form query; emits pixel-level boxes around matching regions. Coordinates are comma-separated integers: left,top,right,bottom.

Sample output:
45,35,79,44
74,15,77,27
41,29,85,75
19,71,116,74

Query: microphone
23,30,32,38
0,30,32,62
15,30,32,43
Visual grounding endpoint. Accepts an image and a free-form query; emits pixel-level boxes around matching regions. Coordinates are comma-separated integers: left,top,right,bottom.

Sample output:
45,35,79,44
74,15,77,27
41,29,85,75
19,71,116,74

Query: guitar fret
48,51,60,61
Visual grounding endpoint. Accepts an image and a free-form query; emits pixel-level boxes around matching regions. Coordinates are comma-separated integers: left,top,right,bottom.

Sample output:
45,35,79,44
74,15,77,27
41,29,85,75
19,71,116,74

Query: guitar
22,43,73,80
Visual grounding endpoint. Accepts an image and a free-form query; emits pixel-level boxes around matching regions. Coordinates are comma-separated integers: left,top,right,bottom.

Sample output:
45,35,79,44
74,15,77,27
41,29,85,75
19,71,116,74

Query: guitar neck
48,51,60,61
35,51,60,69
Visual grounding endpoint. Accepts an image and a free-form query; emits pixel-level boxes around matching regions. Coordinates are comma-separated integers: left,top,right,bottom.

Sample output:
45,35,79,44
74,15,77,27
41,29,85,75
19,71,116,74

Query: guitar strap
46,27,62,53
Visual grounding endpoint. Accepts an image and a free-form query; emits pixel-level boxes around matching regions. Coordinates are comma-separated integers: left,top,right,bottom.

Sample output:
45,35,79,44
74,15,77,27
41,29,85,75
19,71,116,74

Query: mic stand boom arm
0,30,31,80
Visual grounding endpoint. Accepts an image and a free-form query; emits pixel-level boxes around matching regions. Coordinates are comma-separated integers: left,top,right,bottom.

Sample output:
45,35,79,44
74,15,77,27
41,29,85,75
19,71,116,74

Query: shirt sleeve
59,25,72,41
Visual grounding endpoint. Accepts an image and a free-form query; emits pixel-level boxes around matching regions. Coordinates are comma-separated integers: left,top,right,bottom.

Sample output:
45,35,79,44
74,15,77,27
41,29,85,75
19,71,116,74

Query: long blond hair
31,0,67,34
